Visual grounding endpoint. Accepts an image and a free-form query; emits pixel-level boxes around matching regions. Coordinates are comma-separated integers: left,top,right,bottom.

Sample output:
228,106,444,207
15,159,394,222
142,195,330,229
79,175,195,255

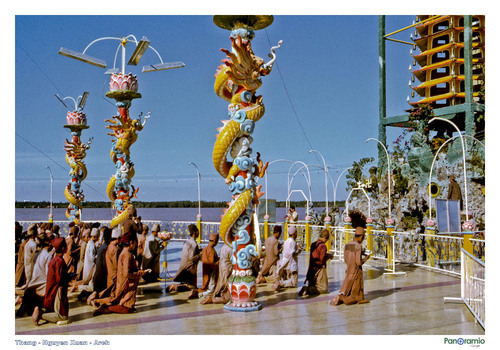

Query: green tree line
16,200,346,209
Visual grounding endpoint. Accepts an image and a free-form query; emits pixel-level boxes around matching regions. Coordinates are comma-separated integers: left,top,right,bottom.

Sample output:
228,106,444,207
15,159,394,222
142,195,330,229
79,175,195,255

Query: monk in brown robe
122,205,142,239
136,225,148,269
92,232,149,315
299,229,333,297
167,224,201,295
63,226,79,274
256,225,282,284
447,175,463,210
197,233,219,299
330,211,371,306
201,242,233,304
15,230,27,288
32,237,70,326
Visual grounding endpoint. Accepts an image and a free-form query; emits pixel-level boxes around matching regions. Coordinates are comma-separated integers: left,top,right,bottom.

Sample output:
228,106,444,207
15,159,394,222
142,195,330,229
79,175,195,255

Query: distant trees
16,200,346,209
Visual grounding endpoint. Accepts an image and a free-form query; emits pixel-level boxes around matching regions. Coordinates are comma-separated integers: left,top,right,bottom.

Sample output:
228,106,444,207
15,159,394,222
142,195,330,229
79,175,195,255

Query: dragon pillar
213,15,282,312
63,106,92,224
105,73,150,228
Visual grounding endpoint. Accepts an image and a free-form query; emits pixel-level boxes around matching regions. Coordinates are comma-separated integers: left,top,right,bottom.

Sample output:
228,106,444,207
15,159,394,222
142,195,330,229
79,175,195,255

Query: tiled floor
15,242,485,336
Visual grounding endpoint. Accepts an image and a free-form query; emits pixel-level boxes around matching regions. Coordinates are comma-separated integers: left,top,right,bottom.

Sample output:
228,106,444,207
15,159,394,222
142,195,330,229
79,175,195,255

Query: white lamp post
427,117,484,224
428,117,469,221
264,159,295,218
309,149,329,219
333,167,351,206
59,35,184,74
289,164,315,203
45,165,53,222
287,161,312,210
366,138,392,220
188,162,201,219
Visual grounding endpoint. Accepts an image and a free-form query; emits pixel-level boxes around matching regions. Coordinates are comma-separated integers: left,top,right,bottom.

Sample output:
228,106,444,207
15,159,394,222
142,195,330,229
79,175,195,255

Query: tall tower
410,15,485,109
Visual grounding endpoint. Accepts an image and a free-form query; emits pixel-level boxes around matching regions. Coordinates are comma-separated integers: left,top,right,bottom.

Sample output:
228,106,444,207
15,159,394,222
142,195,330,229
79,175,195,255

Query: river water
15,207,310,223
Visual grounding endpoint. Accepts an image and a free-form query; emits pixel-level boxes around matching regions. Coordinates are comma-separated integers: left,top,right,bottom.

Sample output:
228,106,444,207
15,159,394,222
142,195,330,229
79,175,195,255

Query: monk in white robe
272,225,301,291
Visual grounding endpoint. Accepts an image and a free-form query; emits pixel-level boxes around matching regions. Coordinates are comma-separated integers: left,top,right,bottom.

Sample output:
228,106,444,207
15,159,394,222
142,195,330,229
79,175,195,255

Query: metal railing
19,220,485,273
461,248,485,329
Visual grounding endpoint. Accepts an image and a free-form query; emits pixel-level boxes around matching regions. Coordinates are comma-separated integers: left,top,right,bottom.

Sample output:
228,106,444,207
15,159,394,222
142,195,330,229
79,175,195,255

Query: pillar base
224,301,262,312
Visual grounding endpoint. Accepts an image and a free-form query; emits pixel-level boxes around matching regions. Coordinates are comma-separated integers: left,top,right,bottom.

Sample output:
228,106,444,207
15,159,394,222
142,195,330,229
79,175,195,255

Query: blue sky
14,14,420,203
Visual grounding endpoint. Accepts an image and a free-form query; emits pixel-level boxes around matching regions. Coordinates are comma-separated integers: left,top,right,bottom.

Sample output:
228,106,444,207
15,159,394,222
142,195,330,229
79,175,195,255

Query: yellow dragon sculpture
213,34,281,246
63,137,92,222
105,108,149,227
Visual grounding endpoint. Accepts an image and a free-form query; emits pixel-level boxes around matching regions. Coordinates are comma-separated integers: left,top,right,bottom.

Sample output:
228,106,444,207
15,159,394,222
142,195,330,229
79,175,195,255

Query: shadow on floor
260,291,299,307
365,286,401,301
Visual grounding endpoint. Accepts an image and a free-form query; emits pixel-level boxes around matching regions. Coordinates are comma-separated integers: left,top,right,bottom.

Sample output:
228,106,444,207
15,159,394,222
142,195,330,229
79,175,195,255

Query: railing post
197,214,202,244
264,215,270,240
425,225,436,267
325,221,332,251
366,220,374,253
344,221,352,246
386,224,394,270
284,218,289,241
305,218,311,252
463,231,473,256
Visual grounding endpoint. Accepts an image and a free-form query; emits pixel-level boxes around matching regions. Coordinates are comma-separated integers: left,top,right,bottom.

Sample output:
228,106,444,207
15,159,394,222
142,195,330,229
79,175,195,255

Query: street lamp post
309,149,330,221
45,166,53,223
428,117,470,222
366,138,392,221
264,159,294,218
59,34,184,228
287,161,312,200
188,162,202,219
288,163,313,203
334,167,351,206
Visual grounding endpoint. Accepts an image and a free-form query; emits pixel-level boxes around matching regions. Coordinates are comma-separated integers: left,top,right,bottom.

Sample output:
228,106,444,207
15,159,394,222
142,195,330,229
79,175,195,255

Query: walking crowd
15,206,372,327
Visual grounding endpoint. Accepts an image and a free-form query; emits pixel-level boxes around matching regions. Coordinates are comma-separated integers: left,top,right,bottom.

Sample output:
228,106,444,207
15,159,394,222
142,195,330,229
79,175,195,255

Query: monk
299,229,333,297
122,205,142,238
256,225,282,284
76,227,90,280
32,237,70,326
330,211,371,306
198,233,219,299
272,225,302,291
87,228,121,305
142,223,165,283
136,224,148,269
70,228,99,298
63,226,79,274
92,227,112,296
15,228,27,288
92,232,149,315
201,244,233,305
24,224,38,285
16,233,53,316
167,224,201,294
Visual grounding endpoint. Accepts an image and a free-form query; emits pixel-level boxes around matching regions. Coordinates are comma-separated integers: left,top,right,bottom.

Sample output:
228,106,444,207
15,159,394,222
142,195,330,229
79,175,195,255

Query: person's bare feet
87,291,97,305
329,295,340,306
200,296,213,305
32,306,40,326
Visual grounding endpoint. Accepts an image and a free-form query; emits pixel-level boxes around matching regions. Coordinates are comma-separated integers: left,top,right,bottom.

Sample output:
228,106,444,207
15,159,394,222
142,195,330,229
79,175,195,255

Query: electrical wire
15,132,108,201
264,29,321,165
